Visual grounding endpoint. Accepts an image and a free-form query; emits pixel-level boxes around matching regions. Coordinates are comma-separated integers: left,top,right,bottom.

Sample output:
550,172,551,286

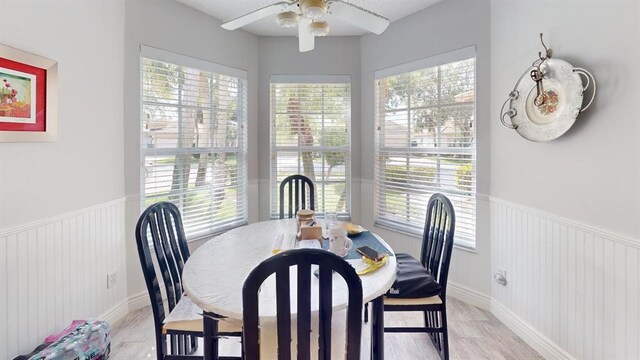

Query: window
270,75,351,218
141,46,248,240
374,47,476,248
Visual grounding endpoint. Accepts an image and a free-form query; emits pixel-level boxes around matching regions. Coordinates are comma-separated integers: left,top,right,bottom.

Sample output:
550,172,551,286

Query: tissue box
299,225,323,241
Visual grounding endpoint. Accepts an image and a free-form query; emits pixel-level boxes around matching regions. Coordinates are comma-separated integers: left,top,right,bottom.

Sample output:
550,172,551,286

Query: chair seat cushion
162,296,242,334
384,295,442,306
386,253,442,298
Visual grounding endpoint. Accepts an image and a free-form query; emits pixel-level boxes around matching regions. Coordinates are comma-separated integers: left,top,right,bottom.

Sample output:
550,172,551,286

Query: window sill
186,221,249,244
372,221,477,253
269,213,352,221
148,221,249,251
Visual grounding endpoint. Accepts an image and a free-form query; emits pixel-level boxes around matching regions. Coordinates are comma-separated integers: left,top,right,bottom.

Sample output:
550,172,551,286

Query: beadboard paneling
491,198,640,360
0,198,127,359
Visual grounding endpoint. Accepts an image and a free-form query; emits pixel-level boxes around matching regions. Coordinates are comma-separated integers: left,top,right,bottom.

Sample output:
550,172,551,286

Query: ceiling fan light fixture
300,0,327,19
308,20,330,36
276,11,300,28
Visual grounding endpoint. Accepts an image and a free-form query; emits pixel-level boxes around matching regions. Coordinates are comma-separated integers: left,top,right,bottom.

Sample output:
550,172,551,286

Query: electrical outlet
494,267,507,286
107,272,117,289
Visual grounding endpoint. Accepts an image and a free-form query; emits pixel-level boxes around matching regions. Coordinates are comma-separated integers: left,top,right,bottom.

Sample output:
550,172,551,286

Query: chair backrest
279,174,315,219
242,249,363,360
135,202,191,333
419,193,456,299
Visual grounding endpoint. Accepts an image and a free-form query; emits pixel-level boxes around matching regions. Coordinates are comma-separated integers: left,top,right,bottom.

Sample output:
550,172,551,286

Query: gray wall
257,36,362,221
490,0,640,238
489,0,640,357
0,0,125,229
0,1,126,357
123,0,259,297
360,0,492,295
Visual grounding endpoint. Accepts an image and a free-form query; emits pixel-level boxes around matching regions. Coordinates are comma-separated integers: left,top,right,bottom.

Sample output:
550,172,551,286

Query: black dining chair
279,174,315,219
135,202,243,360
242,248,363,360
382,193,456,360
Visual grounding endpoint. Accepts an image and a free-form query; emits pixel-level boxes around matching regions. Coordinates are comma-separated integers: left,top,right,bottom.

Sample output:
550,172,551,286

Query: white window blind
374,48,476,248
270,76,351,218
141,47,248,240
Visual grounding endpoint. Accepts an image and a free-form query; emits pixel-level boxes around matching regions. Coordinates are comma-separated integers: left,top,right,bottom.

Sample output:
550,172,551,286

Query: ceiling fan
221,0,390,52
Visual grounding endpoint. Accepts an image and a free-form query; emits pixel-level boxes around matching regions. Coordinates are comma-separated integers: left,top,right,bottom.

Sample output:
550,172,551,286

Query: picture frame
0,43,57,142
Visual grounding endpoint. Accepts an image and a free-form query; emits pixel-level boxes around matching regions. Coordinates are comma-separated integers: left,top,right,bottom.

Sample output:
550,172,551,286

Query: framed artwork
0,43,57,142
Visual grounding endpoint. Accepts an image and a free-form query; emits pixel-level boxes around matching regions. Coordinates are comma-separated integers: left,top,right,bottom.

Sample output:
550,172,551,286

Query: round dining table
182,219,397,360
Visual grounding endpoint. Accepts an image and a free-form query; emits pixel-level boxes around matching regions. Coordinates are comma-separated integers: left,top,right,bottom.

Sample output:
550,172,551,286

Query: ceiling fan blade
298,17,315,52
222,1,293,30
328,0,390,34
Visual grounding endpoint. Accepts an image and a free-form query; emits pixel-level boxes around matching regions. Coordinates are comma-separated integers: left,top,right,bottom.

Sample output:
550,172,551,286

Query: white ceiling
175,0,442,36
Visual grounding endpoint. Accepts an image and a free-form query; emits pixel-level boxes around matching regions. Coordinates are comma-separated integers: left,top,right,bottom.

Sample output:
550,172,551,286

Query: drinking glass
324,211,337,239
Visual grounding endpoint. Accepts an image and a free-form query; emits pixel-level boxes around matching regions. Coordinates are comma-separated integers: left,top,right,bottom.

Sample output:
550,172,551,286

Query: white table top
182,219,397,321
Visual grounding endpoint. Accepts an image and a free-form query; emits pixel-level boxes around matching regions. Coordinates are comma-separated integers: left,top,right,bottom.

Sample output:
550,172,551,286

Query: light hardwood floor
110,297,542,360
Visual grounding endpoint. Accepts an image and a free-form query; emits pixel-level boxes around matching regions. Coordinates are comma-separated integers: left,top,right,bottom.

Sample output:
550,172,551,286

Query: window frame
269,75,352,219
373,46,477,249
140,45,248,241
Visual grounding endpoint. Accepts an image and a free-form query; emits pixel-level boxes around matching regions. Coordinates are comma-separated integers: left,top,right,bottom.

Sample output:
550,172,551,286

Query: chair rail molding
490,196,640,250
0,197,127,359
0,197,127,238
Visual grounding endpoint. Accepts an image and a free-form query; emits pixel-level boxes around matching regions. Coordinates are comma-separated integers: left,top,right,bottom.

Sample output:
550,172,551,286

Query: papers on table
163,296,201,323
298,239,321,249
271,234,297,254
272,235,322,254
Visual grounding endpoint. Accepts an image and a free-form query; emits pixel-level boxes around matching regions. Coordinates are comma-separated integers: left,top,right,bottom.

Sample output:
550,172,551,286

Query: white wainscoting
360,176,640,359
490,197,640,360
0,198,127,359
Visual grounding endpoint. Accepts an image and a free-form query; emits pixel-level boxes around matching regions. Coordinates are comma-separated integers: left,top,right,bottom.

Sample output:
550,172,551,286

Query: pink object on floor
43,320,84,343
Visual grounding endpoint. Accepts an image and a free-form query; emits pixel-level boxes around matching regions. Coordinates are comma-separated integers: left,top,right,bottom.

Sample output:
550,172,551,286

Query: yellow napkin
356,254,389,275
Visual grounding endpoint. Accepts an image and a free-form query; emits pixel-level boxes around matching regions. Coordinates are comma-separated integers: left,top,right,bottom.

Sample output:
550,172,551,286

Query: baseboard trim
98,292,149,326
127,291,151,313
445,284,570,360
99,299,130,326
447,282,491,311
491,299,575,360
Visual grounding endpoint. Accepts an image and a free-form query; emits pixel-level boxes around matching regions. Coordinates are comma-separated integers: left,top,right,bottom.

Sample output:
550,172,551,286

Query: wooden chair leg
364,302,369,323
371,296,384,360
241,334,245,359
190,335,198,354
158,333,166,360
440,308,450,360
203,312,220,360
434,311,442,350
423,310,429,329
429,311,435,343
